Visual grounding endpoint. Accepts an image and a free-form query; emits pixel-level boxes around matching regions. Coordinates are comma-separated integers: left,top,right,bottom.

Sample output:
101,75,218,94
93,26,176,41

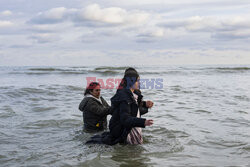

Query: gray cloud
212,30,250,40
161,15,250,31
136,31,164,43
135,37,156,43
29,33,61,43
9,44,32,48
159,15,250,41
28,7,75,24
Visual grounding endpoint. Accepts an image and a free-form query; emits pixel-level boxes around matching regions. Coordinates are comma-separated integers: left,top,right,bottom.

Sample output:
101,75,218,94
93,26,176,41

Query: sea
0,65,249,167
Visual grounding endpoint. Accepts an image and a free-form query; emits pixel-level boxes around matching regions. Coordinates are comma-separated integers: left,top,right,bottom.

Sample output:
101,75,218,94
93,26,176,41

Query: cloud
29,4,149,27
160,15,250,31
136,27,165,43
9,44,32,49
27,4,152,44
159,15,250,40
29,7,76,24
2,1,250,66
0,20,14,28
28,22,74,33
212,29,250,40
0,10,12,16
138,27,165,37
78,4,149,25
29,24,60,33
29,33,61,43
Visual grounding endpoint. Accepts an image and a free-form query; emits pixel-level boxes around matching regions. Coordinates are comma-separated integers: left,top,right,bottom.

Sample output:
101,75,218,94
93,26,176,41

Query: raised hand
145,119,153,126
146,101,154,108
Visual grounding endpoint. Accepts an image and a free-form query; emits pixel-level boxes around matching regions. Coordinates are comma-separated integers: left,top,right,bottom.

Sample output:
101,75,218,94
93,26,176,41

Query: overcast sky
0,0,250,66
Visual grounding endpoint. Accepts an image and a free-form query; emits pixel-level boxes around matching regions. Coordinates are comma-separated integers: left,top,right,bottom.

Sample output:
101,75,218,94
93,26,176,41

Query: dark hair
120,68,143,105
84,82,100,95
125,67,138,74
119,68,139,89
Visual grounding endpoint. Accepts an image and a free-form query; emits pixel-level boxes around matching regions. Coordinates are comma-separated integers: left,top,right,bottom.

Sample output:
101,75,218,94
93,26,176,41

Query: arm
79,99,87,112
140,100,154,115
139,102,149,115
101,97,114,115
119,101,146,129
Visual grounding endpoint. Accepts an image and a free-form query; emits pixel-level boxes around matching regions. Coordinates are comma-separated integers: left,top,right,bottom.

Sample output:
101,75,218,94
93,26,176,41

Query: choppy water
0,65,250,167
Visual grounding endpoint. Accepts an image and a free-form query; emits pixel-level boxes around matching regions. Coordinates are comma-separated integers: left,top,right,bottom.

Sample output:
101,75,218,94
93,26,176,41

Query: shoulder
80,96,91,104
86,97,99,105
118,89,133,99
112,89,131,101
79,96,92,111
111,89,134,107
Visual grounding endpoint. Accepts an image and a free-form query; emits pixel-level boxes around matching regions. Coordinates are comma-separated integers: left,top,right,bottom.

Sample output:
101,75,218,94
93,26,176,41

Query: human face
132,77,140,90
91,85,101,98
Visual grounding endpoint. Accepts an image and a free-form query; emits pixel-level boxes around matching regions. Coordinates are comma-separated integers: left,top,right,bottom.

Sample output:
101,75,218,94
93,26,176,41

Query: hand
146,101,154,108
145,119,153,126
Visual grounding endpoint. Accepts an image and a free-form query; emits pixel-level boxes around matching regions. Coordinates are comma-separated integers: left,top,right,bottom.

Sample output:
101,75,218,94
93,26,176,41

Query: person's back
108,88,146,143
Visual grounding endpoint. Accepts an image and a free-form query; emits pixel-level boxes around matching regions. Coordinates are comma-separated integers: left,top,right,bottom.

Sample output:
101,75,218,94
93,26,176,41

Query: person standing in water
86,68,154,145
79,82,113,132
119,67,154,144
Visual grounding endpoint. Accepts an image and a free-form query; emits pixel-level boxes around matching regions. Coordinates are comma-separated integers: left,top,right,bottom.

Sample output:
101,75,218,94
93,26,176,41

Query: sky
0,0,250,66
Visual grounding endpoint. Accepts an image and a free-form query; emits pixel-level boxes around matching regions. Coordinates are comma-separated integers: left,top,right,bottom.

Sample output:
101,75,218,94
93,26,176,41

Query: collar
85,94,102,104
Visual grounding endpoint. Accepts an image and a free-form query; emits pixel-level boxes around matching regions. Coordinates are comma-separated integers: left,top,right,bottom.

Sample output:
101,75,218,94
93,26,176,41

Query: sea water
0,65,249,166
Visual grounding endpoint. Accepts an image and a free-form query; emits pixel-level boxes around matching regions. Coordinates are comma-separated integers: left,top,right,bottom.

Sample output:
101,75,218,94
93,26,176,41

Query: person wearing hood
86,69,153,145
79,82,112,132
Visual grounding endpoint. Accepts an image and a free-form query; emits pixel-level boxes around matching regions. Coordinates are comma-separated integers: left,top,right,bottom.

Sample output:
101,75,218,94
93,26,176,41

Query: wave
10,71,88,75
5,66,250,77
29,67,60,71
28,67,89,74
94,66,129,71
140,71,186,75
28,67,87,72
92,66,129,76
214,67,250,71
22,70,185,76
204,67,250,74
22,119,81,129
8,67,121,76
95,67,186,75
88,70,120,75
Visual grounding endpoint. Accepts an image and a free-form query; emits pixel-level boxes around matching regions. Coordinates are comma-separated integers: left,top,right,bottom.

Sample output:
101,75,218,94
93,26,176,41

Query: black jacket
79,95,111,132
106,88,149,144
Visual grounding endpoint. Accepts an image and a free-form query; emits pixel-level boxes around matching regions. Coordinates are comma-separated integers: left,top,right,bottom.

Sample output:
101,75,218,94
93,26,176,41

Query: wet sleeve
139,101,149,115
102,98,114,115
119,101,146,129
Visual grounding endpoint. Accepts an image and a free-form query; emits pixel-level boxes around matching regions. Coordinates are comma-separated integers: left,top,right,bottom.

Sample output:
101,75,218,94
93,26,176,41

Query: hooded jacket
79,95,111,132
